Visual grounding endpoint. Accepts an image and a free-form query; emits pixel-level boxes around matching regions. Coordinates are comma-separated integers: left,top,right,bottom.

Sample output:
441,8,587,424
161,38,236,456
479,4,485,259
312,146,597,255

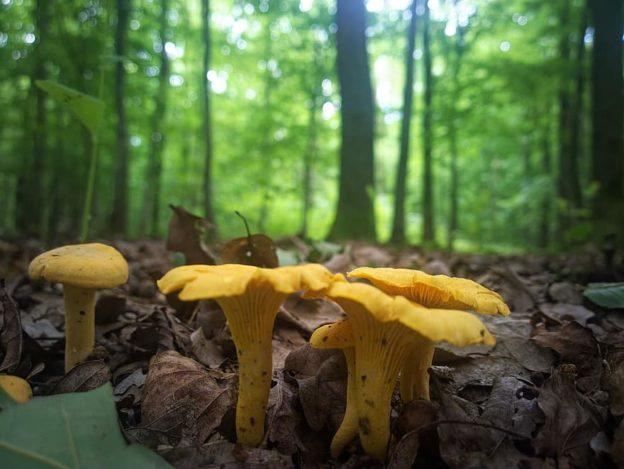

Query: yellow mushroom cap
348,267,510,315
315,281,494,346
157,263,334,301
28,243,128,289
0,375,33,404
310,320,354,349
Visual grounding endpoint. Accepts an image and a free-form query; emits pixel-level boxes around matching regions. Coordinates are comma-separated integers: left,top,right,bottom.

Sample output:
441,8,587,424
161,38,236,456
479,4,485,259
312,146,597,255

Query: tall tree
300,42,322,239
15,0,51,236
446,2,466,251
110,0,131,234
201,0,216,227
328,0,376,240
589,0,623,232
421,0,435,243
557,0,583,233
142,0,170,236
390,0,418,245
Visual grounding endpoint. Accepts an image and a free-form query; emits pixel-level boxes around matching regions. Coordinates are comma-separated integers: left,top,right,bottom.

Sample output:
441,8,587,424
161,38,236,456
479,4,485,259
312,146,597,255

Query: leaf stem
79,133,98,243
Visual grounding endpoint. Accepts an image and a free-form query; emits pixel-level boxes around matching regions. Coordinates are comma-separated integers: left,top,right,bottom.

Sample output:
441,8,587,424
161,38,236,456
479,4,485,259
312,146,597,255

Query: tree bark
568,5,587,207
300,44,321,239
539,126,553,250
142,0,170,237
111,0,131,235
16,0,50,236
328,0,376,241
447,6,466,252
390,0,418,245
589,0,623,232
201,0,216,227
422,0,435,244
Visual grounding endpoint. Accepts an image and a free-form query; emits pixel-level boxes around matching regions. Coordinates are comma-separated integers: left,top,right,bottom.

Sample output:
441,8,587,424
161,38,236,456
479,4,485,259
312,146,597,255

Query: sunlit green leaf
0,383,170,468
36,80,104,135
583,283,624,309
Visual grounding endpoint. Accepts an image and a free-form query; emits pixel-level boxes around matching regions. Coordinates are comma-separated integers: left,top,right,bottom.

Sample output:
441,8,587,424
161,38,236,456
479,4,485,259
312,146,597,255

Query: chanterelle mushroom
157,263,333,446
309,321,356,458
307,277,495,460
28,243,128,372
348,267,509,402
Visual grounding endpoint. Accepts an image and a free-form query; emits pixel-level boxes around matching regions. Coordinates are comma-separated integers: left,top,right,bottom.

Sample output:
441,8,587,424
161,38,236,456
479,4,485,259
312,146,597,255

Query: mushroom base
63,284,96,372
400,339,435,402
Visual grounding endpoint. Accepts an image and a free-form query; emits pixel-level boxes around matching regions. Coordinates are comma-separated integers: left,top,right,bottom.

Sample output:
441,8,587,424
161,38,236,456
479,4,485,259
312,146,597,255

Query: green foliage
0,383,170,468
35,80,104,135
0,0,611,251
584,283,624,309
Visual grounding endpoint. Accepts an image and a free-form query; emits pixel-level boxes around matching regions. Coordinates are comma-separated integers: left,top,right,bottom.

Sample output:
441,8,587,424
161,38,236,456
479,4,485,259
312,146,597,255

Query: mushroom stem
218,293,283,446
331,348,358,458
400,340,435,402
354,320,413,461
62,284,96,372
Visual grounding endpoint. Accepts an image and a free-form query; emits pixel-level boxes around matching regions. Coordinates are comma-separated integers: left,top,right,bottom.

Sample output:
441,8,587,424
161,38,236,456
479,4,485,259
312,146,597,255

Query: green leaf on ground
583,282,624,309
0,383,170,468
35,80,104,135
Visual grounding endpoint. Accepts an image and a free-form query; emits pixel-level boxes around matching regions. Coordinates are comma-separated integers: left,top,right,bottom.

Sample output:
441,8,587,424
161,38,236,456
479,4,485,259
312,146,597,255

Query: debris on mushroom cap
28,243,128,289
157,263,334,300
0,375,33,404
310,320,354,349
348,267,510,315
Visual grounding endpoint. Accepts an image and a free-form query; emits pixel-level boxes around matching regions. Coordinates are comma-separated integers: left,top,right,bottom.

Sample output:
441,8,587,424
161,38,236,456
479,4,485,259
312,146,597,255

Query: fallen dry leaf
52,360,111,394
140,350,236,444
166,204,216,265
0,284,22,373
534,365,605,464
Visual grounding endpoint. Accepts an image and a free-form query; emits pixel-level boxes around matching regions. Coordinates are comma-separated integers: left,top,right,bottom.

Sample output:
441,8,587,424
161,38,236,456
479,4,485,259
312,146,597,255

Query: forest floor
1,225,623,467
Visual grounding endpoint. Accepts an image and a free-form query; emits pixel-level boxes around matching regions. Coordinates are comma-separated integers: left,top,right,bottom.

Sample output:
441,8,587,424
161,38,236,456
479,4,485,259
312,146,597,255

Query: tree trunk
539,122,553,250
557,0,584,233
568,5,587,207
328,0,376,241
15,0,50,236
300,45,321,239
258,26,274,233
111,0,131,235
589,0,623,232
390,0,418,245
142,0,170,237
201,0,216,227
422,0,435,244
447,6,465,252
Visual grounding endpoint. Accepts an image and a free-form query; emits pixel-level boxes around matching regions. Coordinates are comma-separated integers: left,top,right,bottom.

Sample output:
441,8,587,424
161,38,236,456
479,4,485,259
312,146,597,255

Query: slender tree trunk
390,0,418,245
568,5,587,207
16,0,50,236
111,0,131,235
258,27,274,233
328,0,376,241
301,49,320,239
142,0,170,237
201,0,216,227
422,0,435,243
589,0,623,232
557,0,583,234
539,121,553,249
447,10,465,251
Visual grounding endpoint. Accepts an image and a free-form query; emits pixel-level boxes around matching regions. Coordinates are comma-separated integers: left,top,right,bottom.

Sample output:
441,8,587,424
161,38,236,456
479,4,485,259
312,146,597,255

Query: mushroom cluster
25,241,507,462
305,272,505,460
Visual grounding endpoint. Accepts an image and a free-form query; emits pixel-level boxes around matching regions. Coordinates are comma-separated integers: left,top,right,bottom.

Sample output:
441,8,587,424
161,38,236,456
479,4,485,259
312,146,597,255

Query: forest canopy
0,0,622,252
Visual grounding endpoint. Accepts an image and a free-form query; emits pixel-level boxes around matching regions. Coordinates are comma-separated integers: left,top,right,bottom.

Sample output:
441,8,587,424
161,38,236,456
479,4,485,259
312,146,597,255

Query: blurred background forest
0,0,622,252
